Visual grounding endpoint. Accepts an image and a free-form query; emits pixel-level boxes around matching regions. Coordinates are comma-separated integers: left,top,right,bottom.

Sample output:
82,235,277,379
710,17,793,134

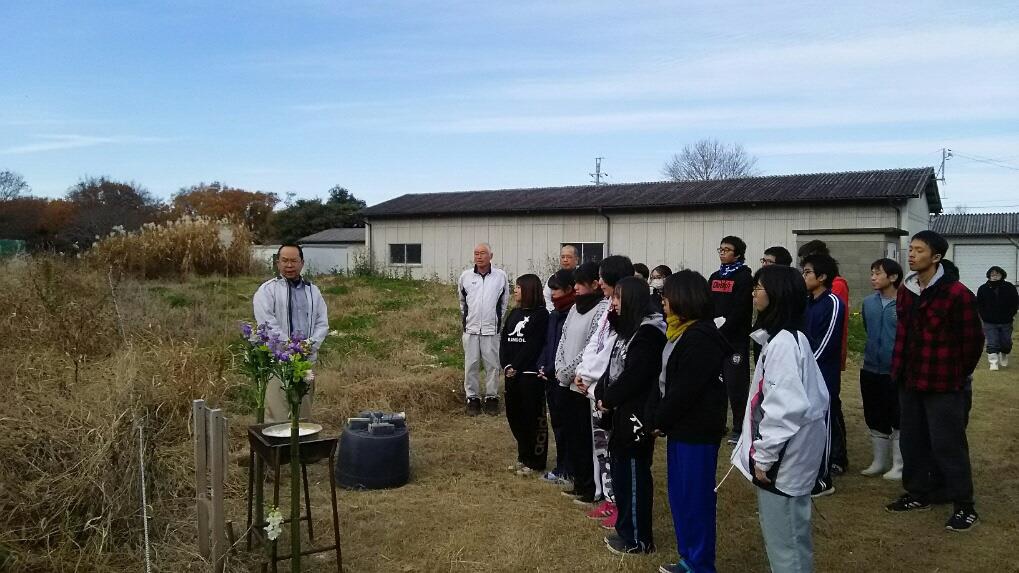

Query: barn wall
367,203,904,283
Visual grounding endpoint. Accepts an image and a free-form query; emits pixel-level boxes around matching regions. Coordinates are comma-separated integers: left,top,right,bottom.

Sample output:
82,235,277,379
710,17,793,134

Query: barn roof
361,167,941,218
930,212,1019,236
297,227,366,244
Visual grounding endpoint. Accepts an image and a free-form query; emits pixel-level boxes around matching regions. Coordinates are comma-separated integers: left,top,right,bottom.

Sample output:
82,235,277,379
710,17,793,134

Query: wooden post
193,400,210,559
210,408,228,573
194,400,230,572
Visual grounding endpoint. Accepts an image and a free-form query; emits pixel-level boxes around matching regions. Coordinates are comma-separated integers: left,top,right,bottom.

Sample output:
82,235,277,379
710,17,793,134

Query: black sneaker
830,463,846,476
483,396,500,416
885,493,931,513
605,534,655,556
659,560,694,573
726,431,740,446
465,398,482,416
945,506,979,532
572,492,602,506
810,478,835,498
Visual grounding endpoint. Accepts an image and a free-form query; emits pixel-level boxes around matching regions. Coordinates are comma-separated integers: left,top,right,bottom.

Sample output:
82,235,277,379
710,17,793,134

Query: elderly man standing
253,244,330,423
544,244,580,311
459,243,510,416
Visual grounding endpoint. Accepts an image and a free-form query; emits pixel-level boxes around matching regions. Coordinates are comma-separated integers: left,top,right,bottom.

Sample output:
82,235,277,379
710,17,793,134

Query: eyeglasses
760,258,775,265
801,269,814,276
717,247,735,254
279,258,302,264
752,285,764,293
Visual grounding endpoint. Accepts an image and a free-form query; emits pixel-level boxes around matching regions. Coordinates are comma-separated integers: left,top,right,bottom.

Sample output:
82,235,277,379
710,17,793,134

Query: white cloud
0,134,171,155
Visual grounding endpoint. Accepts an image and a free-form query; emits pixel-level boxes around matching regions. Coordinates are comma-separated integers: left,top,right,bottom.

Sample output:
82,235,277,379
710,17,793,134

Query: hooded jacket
976,280,1019,325
458,266,510,336
891,265,984,392
598,315,667,452
731,329,830,497
253,277,329,360
575,302,618,398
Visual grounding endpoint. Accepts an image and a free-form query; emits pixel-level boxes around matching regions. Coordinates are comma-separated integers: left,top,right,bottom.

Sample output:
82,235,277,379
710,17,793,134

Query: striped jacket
804,289,845,389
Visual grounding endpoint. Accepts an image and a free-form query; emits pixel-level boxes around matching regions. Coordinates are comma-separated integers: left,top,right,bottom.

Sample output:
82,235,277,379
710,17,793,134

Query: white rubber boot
883,430,903,480
989,353,1000,371
860,430,892,476
1000,353,1009,368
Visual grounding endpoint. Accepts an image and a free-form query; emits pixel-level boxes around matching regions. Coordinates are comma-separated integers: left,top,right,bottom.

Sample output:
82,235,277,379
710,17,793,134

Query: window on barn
563,242,604,263
389,243,422,265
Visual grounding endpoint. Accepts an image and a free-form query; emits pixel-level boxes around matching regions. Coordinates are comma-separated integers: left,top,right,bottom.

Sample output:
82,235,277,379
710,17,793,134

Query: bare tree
0,170,30,201
662,139,760,181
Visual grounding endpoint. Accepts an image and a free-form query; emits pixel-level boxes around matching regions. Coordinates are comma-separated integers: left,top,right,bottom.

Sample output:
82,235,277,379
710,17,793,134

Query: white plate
262,422,323,438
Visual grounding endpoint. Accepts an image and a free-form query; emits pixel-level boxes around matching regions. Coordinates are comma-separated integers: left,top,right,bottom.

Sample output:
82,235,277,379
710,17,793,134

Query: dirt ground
254,355,1017,573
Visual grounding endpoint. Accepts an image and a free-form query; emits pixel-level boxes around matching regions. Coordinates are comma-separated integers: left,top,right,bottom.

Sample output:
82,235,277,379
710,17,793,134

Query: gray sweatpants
757,489,814,573
463,333,500,399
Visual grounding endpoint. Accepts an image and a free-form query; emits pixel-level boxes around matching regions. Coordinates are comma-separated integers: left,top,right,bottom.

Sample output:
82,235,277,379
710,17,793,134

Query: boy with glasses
708,236,753,445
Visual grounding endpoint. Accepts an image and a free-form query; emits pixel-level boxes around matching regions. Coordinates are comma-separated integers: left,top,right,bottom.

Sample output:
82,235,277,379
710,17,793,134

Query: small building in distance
297,228,366,274
361,167,942,306
930,212,1019,291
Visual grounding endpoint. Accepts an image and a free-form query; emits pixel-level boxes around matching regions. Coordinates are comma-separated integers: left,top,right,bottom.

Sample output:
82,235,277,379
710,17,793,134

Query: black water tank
335,411,410,489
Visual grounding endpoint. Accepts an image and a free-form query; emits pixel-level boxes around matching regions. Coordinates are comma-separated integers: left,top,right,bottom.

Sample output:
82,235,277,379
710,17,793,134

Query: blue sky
2,1,1017,212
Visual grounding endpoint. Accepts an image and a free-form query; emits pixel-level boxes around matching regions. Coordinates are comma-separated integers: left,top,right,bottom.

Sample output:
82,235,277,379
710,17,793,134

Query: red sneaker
600,512,618,530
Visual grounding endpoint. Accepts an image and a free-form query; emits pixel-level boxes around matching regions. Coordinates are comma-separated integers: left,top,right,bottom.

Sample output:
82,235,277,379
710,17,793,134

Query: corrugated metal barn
361,167,942,305
931,212,1019,292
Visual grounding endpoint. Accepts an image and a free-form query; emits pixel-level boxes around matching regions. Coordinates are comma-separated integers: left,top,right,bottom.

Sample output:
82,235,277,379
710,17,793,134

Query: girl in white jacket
730,265,829,573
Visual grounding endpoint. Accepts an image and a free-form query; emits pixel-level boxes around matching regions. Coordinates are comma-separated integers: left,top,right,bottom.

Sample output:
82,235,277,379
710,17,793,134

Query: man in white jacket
458,243,510,416
253,244,330,423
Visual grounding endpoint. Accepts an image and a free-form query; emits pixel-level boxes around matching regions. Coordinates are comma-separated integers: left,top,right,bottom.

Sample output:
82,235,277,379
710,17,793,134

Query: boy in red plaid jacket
885,231,984,533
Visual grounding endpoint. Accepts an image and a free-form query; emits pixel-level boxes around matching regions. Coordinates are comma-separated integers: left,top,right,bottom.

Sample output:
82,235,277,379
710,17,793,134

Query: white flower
304,369,315,382
328,329,339,337
265,506,284,541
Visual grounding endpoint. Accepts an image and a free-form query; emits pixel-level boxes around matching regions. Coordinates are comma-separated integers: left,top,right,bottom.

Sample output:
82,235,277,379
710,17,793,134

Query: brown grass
0,260,1014,572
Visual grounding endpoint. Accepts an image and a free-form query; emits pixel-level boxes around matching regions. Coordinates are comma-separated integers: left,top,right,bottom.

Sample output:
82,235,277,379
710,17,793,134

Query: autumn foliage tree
172,182,279,239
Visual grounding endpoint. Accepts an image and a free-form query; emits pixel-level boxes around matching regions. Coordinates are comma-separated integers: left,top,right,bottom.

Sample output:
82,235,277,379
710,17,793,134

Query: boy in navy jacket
802,254,846,497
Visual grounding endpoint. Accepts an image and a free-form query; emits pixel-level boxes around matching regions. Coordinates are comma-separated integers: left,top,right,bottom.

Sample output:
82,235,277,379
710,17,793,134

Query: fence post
209,408,228,573
193,400,210,559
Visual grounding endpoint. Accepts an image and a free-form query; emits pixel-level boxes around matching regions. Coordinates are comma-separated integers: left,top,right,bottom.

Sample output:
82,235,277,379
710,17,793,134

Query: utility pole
936,147,952,199
936,148,952,182
589,157,609,186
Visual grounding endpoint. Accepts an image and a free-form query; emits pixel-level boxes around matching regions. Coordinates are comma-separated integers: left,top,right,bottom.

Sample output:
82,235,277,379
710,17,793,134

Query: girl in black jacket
597,276,666,555
501,274,549,474
654,270,728,573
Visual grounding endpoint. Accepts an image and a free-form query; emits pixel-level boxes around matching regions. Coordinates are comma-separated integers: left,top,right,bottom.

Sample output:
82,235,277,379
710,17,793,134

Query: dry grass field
0,260,1015,572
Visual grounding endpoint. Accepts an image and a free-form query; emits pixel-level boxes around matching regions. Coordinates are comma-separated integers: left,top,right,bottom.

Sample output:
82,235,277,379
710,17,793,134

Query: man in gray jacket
458,243,510,416
253,244,330,423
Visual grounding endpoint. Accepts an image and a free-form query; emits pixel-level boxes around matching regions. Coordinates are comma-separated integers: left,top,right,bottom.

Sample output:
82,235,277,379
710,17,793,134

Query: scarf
552,290,576,312
574,292,603,314
718,260,745,278
666,315,696,342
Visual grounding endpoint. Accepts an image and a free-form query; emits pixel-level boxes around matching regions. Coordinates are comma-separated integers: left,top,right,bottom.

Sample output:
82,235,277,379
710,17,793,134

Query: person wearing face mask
649,265,673,314
537,269,578,484
253,244,330,423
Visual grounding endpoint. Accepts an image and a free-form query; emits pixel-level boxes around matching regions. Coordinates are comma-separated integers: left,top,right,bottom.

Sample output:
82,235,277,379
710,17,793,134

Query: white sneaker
1000,353,1009,368
988,353,1000,371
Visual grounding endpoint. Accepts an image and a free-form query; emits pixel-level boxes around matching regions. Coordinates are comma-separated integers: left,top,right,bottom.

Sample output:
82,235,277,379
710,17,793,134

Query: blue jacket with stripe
805,289,845,390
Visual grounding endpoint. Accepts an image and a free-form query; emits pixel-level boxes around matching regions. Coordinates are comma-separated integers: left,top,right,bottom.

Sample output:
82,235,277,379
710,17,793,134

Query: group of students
465,228,993,572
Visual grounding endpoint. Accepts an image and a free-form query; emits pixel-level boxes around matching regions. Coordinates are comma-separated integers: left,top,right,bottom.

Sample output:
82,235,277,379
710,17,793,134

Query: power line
951,152,1019,171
